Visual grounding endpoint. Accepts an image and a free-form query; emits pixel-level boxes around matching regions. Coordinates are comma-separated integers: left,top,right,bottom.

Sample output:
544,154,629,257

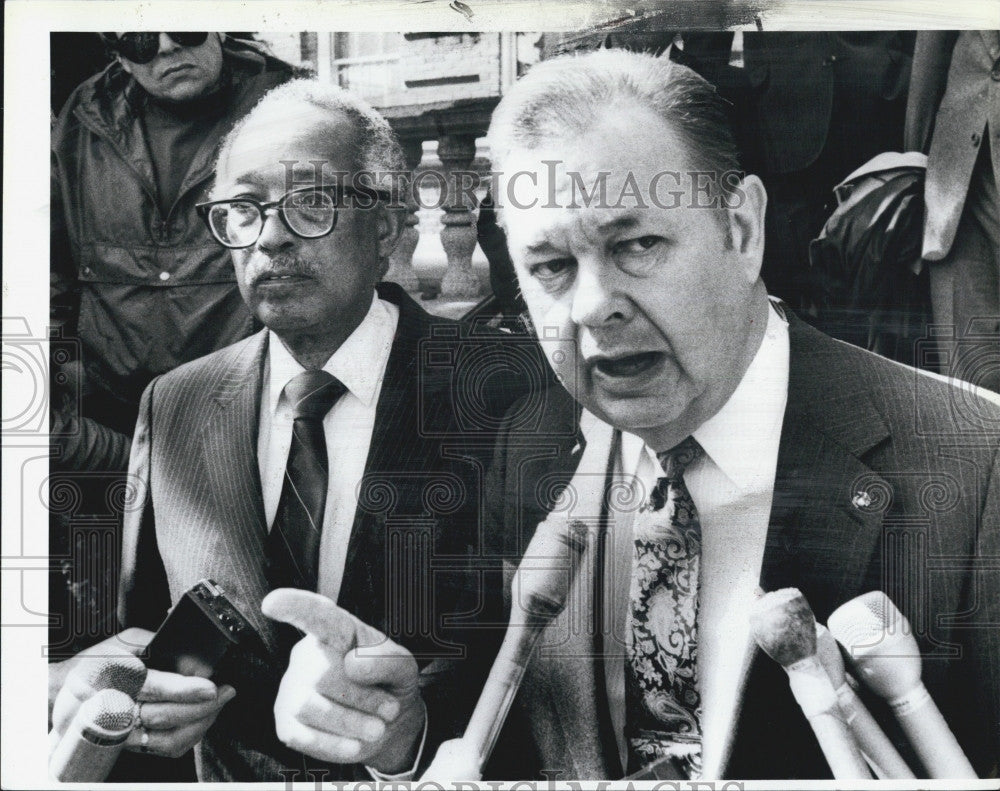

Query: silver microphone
49,688,137,782
827,591,976,779
814,623,914,778
422,517,590,780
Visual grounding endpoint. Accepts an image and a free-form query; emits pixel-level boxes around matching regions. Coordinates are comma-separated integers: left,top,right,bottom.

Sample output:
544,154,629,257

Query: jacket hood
71,36,297,138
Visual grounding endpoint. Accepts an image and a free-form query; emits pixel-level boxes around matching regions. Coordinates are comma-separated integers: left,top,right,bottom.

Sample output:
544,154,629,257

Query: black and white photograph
2,1,999,787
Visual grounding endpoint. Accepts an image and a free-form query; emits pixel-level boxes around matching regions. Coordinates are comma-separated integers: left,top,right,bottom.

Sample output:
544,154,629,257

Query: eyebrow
225,173,269,191
525,240,563,255
595,216,640,233
524,215,642,254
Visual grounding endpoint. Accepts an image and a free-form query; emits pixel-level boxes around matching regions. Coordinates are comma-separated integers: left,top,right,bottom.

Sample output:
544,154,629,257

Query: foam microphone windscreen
750,588,871,779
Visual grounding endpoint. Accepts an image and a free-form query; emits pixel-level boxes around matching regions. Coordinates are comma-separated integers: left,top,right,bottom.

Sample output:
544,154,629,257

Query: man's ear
376,204,404,260
117,54,133,76
725,173,767,278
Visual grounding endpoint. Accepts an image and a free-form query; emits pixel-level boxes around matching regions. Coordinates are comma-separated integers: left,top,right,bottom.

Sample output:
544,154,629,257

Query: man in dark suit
905,30,1000,394
50,78,543,781
480,49,999,780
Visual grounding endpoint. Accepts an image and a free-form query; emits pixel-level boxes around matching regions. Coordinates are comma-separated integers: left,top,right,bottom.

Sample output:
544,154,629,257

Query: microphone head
827,591,922,700
513,518,590,623
814,623,847,688
750,588,817,666
68,653,147,699
76,689,137,742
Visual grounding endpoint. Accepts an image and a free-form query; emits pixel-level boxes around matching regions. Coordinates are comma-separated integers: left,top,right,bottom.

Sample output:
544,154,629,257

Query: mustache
249,256,317,285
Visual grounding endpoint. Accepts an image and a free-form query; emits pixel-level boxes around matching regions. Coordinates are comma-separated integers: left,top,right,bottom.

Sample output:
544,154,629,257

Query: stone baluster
383,137,423,293
437,133,483,299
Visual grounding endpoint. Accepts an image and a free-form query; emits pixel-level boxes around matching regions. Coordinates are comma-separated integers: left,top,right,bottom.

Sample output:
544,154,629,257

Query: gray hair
487,48,738,181
216,77,406,197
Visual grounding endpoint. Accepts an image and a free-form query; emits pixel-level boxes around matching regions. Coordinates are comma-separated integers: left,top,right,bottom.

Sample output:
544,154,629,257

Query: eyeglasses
104,32,210,64
196,185,390,249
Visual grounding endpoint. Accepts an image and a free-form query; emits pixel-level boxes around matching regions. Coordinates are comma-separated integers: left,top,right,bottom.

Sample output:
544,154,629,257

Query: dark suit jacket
118,282,543,781
485,314,1000,780
679,32,913,178
904,30,1000,259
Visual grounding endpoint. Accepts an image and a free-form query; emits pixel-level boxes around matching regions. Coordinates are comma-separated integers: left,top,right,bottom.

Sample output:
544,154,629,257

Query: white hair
217,77,406,196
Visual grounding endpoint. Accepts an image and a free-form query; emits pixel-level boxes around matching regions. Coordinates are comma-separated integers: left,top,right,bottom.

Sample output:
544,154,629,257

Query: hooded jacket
51,37,296,460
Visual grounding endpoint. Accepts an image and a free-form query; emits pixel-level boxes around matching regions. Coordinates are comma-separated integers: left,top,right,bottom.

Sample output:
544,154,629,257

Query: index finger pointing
262,589,371,652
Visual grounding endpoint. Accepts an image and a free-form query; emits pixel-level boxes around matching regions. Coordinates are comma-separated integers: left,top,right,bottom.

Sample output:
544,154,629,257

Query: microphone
50,653,147,743
827,591,977,779
422,517,590,780
49,688,137,782
814,623,914,778
750,588,871,779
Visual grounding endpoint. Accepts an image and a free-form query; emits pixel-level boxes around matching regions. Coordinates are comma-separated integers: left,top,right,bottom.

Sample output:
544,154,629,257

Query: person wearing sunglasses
50,32,296,474
102,32,225,102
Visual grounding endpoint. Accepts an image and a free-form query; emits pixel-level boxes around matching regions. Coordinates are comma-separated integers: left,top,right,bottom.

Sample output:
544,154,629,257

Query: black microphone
49,688,137,782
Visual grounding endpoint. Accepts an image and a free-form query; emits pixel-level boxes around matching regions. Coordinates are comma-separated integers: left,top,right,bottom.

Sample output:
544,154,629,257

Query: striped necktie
265,369,346,593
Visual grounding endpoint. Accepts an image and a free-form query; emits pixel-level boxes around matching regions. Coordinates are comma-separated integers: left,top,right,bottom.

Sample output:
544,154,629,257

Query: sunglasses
106,32,210,65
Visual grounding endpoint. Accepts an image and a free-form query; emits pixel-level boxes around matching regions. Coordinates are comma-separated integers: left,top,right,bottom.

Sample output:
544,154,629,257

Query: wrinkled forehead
495,106,696,215
495,150,689,254
216,103,363,193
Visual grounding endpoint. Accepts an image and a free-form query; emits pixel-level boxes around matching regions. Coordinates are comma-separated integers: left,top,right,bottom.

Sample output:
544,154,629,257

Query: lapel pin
851,490,873,509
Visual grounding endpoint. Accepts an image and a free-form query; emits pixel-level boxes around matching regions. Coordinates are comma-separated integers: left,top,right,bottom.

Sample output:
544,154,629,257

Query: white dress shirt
258,294,428,779
257,292,398,604
601,300,790,777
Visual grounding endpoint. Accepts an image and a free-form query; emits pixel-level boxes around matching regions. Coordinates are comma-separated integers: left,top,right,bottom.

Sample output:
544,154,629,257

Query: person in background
50,32,296,471
905,30,1000,394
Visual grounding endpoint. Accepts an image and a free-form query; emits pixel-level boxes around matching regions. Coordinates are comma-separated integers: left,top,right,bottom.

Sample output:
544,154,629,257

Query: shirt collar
614,300,790,492
266,292,395,415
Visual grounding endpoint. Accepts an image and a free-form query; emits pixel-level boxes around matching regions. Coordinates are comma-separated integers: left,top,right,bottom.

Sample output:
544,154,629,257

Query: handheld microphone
827,591,977,779
814,623,914,778
50,652,147,751
750,588,871,779
49,688,137,782
422,517,590,780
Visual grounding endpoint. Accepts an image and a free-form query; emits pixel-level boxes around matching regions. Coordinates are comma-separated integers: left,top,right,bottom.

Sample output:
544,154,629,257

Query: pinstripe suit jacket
118,282,539,780
485,314,1000,780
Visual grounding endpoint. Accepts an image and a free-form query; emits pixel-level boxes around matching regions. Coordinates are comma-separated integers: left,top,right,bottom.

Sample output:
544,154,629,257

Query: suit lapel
199,329,276,649
337,286,433,634
725,316,890,777
760,316,889,617
521,415,625,778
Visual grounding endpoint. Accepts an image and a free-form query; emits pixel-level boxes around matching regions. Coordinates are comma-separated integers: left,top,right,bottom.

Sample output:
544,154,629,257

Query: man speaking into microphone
481,49,1000,779
73,78,541,781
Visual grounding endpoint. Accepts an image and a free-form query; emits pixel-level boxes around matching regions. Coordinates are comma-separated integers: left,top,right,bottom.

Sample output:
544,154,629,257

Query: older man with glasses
49,78,543,782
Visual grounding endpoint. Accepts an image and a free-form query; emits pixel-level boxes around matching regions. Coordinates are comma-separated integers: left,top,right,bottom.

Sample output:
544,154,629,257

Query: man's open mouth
592,351,662,378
